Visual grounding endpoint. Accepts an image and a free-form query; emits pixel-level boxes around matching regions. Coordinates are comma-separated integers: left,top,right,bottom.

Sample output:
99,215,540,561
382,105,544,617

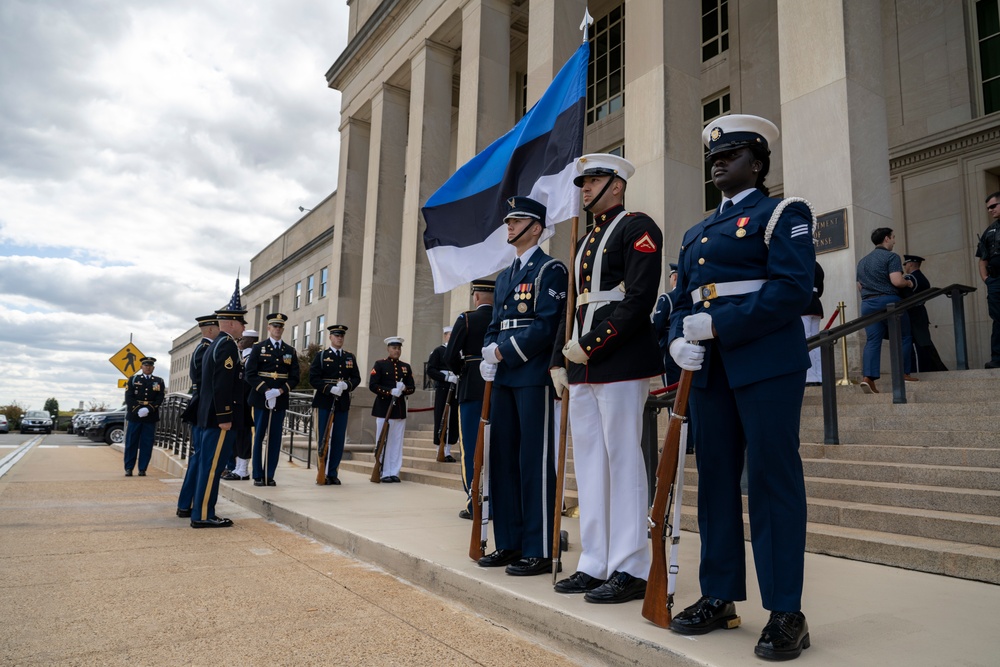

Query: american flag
222,277,244,313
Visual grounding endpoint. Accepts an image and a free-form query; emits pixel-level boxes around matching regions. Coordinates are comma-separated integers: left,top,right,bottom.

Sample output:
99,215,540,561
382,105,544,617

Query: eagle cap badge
710,127,723,142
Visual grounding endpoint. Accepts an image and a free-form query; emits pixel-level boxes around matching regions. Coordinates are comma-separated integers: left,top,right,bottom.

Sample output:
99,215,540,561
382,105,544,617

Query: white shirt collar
269,337,282,347
720,187,758,211
516,245,540,265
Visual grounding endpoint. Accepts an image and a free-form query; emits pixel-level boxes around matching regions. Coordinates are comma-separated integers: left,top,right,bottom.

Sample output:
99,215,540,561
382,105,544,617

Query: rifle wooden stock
370,395,397,483
436,383,455,462
642,369,693,628
315,392,338,485
469,381,493,561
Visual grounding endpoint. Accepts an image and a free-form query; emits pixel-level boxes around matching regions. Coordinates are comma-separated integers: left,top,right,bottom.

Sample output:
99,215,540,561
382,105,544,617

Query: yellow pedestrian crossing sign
110,342,146,378
117,379,128,388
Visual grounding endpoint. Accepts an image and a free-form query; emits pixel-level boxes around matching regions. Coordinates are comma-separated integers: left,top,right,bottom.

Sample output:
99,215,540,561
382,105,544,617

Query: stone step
800,401,989,417
802,459,1000,490
802,387,997,406
800,428,1000,447
799,443,1000,468
799,413,998,433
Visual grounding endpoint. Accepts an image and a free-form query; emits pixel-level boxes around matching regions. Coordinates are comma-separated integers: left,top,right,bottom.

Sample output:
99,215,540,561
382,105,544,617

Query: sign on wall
815,208,849,254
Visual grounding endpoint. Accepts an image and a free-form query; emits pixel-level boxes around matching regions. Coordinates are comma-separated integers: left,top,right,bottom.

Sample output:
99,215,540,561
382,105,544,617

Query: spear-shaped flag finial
580,8,594,43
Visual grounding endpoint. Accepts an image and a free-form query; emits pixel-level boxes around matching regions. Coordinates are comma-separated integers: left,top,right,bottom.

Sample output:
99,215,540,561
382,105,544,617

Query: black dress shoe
124,470,132,477
391,475,401,483
670,596,741,635
191,517,234,528
584,570,646,603
253,479,265,487
176,508,192,518
506,557,558,576
554,571,605,594
209,516,234,527
325,476,341,485
477,549,522,568
138,470,146,476
458,509,472,520
266,479,276,486
443,455,457,463
380,476,393,483
755,611,809,661
222,472,249,481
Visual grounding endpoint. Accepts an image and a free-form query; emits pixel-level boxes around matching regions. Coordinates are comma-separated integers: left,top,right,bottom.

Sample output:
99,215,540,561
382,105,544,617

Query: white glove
669,338,705,372
395,380,405,391
336,380,348,393
265,388,281,401
482,343,500,364
137,407,149,418
562,339,589,364
331,385,343,397
265,397,277,410
445,371,459,384
682,312,715,341
479,359,497,382
549,367,569,396
390,387,403,397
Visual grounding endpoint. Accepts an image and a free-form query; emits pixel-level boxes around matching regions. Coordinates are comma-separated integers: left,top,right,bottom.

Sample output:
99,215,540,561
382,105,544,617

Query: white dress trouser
375,418,405,477
802,315,822,383
568,378,651,580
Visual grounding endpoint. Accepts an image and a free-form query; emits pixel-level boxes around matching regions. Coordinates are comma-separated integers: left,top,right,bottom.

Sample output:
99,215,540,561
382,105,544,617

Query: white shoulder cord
763,197,817,248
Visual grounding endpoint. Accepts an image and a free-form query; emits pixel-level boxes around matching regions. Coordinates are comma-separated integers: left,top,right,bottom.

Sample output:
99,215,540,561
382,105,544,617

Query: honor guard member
426,326,459,462
191,287,247,527
246,313,300,486
667,114,814,660
549,154,663,603
652,264,683,388
444,279,495,519
222,329,258,480
977,192,1000,367
368,337,416,482
478,196,567,577
802,262,825,385
309,324,362,484
123,357,166,476
177,315,219,515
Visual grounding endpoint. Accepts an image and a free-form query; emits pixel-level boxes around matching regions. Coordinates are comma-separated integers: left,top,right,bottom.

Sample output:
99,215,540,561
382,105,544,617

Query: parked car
21,410,53,434
86,406,127,445
0,414,8,434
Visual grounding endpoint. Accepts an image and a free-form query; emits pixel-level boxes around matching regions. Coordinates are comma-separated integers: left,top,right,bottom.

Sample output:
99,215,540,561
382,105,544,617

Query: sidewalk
156,445,1000,667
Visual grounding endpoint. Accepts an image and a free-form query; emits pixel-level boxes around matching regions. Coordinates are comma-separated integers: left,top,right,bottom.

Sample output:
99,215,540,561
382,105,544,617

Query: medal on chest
736,217,750,238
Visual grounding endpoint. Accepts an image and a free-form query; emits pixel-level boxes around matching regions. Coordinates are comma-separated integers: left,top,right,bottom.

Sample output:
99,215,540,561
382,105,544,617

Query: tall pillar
446,0,511,323
399,41,456,372
624,1,703,285
329,116,370,343
777,0,892,319
357,84,410,373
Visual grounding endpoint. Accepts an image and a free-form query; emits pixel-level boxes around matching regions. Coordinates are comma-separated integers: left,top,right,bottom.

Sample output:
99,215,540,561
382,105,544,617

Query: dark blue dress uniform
245,334,300,483
178,324,214,511
669,188,814,613
426,342,459,451
652,285,683,387
123,360,165,474
309,333,362,481
444,299,494,511
485,246,567,559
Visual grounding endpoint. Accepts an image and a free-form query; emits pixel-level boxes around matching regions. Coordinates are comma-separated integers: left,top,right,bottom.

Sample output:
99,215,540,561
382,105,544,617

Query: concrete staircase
681,369,1000,585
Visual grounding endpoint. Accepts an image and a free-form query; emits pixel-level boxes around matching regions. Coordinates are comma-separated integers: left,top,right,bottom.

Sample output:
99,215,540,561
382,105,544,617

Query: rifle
436,383,455,462
468,381,493,561
261,406,273,484
642,369,692,628
315,389,339,485
370,395,397,483
552,215,579,582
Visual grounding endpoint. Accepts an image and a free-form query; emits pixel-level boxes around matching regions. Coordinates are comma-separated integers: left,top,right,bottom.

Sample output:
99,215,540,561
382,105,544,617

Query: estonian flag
422,42,588,294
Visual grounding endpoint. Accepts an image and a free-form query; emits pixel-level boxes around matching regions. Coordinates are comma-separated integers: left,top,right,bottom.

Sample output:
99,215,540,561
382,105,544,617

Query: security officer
369,337,416,482
444,279,495,519
246,313,300,486
177,315,219,515
976,193,1000,368
426,326,459,462
652,264,683,388
549,154,662,603
478,196,567,577
222,329,258,480
902,255,947,372
667,114,814,660
192,291,246,528
123,356,165,476
309,324,362,484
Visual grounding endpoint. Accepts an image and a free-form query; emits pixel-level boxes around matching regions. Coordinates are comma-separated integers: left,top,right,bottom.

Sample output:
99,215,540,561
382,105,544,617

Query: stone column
399,41,456,374
777,0,892,323
356,84,410,373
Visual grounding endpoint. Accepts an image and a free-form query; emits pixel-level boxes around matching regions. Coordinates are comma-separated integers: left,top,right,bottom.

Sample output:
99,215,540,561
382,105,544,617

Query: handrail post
886,303,907,404
819,331,839,444
949,286,970,370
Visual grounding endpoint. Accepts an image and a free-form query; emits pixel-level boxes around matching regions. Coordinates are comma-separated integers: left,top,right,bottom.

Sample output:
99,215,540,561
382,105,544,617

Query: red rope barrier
823,306,840,331
407,406,435,413
650,381,679,396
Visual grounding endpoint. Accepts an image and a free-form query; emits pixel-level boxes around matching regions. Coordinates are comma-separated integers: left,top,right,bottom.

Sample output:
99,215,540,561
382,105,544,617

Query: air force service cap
504,196,546,223
702,114,779,159
573,153,635,187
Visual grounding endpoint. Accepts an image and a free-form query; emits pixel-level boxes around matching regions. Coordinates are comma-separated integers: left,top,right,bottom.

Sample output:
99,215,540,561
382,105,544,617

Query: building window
294,282,302,310
317,314,326,338
978,0,1000,114
702,91,731,212
587,5,625,125
307,275,315,304
320,267,328,298
292,324,299,349
304,320,311,350
702,0,729,62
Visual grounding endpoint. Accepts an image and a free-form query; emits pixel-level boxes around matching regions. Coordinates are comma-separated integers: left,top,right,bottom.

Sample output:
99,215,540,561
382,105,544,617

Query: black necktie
721,200,734,213
513,258,522,274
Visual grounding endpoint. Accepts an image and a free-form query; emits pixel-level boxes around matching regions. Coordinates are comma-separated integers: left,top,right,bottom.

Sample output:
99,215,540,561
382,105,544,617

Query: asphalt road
0,433,578,666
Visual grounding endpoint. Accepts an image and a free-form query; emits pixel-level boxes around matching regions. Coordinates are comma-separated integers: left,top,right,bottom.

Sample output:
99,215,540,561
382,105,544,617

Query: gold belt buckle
699,283,718,301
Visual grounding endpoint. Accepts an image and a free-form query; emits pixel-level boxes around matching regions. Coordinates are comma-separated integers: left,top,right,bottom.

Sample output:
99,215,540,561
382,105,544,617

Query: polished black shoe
253,479,265,487
477,549,522,568
191,517,234,528
755,611,809,661
443,455,457,463
584,570,646,603
390,475,401,483
325,476,341,485
458,509,472,520
222,472,249,481
176,508,192,518
554,571,605,594
266,479,276,486
124,470,133,477
506,557,558,576
380,476,393,483
138,470,147,476
669,596,741,635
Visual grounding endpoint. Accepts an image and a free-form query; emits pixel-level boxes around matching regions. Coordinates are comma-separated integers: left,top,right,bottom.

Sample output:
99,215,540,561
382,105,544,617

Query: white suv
0,414,8,434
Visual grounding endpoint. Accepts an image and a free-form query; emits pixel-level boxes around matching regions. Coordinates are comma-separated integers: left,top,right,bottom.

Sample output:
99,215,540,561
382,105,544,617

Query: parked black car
21,410,53,434
86,406,127,445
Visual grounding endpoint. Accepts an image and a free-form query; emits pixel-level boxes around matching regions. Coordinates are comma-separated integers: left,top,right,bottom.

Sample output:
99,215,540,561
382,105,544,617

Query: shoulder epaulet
764,197,816,248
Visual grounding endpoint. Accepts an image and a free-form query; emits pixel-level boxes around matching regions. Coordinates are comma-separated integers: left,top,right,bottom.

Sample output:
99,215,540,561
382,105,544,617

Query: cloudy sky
0,0,349,411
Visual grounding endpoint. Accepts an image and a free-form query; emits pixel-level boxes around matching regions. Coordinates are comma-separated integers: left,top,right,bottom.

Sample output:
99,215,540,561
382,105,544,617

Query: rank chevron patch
633,232,658,253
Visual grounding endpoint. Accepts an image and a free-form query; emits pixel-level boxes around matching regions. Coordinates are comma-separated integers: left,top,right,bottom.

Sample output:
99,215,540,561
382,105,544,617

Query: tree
86,401,110,412
44,397,59,419
297,343,323,390
1,402,27,428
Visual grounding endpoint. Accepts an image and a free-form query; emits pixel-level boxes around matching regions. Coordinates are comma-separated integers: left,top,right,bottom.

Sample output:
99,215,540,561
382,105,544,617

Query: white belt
500,318,534,330
691,279,767,304
577,289,625,306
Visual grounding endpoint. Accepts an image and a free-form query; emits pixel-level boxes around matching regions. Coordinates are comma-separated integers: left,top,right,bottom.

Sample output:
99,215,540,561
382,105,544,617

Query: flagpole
580,8,593,43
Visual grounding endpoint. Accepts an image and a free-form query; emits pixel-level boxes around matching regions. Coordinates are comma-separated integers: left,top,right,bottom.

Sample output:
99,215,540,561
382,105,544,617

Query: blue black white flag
422,42,588,293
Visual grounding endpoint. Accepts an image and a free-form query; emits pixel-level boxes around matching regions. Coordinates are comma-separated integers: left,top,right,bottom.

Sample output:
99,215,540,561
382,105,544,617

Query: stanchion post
836,300,854,386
